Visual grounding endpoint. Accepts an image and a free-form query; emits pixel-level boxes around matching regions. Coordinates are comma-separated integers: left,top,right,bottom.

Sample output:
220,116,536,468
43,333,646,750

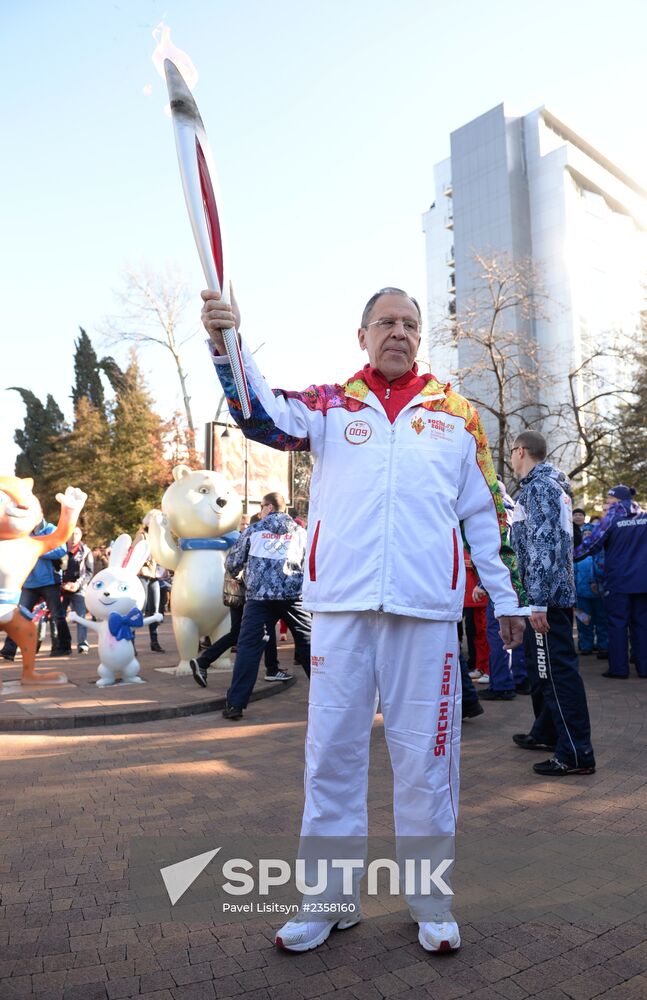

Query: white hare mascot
146,466,242,675
69,534,163,687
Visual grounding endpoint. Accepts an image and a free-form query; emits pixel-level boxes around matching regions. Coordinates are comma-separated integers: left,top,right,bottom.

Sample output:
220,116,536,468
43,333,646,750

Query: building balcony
448,298,456,317
446,246,455,266
444,212,454,230
443,182,453,197
447,274,456,294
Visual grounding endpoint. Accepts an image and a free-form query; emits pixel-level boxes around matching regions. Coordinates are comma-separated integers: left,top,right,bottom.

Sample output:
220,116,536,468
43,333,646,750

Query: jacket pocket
309,520,321,582
451,528,459,590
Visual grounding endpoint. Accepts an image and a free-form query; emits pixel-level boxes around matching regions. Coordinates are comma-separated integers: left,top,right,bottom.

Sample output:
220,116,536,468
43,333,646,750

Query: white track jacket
212,343,526,622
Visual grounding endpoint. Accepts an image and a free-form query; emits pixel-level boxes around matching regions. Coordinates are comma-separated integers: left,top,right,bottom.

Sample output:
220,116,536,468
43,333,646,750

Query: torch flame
152,21,198,91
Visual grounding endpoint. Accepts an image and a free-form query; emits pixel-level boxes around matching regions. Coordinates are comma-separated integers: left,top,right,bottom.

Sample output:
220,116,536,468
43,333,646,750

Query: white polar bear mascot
146,465,242,676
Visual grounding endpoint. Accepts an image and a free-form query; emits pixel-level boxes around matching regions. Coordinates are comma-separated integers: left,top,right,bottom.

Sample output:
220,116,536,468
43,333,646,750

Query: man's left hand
498,615,526,649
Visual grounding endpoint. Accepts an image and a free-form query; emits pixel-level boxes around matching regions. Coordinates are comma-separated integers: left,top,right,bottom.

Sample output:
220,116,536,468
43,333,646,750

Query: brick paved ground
0,651,646,998
0,623,291,729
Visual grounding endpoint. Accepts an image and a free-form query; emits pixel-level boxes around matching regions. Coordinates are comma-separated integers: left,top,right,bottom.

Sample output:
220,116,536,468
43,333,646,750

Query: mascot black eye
216,497,227,508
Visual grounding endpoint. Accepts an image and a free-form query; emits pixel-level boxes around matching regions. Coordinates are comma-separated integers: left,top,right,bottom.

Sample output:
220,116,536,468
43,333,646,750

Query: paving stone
1,653,646,1000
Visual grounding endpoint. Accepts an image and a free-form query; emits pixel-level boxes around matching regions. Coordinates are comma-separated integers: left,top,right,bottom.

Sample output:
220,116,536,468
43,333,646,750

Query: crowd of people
0,526,170,662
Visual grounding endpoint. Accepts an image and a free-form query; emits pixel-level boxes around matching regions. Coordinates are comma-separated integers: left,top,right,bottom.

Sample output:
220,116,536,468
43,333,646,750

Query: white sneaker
264,670,293,682
275,914,360,952
418,918,461,952
468,669,482,679
477,673,491,684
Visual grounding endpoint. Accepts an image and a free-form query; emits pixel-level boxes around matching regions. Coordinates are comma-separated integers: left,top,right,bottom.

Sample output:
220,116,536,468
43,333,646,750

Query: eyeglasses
510,446,523,457
367,317,420,334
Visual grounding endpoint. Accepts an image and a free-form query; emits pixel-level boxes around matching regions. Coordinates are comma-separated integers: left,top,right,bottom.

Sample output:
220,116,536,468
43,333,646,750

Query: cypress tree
108,351,171,536
41,397,113,543
72,327,106,415
10,387,66,504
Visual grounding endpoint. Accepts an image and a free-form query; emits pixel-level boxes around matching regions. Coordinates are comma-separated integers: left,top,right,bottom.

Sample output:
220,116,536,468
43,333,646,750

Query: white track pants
300,611,461,918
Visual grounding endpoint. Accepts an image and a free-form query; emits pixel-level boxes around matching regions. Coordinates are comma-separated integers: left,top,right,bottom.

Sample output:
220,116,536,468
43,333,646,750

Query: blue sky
3,0,647,473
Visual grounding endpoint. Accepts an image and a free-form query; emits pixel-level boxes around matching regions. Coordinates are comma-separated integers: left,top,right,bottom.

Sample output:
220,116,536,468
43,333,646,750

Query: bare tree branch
101,264,198,444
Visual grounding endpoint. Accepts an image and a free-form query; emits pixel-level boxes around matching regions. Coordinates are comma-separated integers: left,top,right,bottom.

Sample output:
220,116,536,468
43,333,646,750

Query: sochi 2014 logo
344,420,372,444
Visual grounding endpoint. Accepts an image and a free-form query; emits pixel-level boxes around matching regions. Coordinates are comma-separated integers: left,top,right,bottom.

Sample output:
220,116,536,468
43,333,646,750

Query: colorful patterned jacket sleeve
512,469,576,609
437,393,527,615
211,339,338,455
224,528,252,578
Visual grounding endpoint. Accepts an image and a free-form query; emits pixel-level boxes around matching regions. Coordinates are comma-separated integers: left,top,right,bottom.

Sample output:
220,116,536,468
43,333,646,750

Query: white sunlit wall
422,157,457,385
423,103,647,480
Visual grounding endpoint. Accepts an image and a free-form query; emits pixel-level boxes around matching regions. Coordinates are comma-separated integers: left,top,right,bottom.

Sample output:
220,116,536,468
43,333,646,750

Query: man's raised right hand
201,287,241,355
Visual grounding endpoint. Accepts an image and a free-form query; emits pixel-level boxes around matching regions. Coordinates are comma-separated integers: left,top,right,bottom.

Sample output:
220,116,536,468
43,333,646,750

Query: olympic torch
163,59,251,418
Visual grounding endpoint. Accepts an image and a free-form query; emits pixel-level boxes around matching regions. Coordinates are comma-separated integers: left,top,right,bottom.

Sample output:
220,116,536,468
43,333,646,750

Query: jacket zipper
379,425,397,609
309,520,321,582
451,527,459,590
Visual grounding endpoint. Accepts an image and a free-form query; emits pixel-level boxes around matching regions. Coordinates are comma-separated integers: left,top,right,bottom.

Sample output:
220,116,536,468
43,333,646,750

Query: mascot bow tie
108,608,144,641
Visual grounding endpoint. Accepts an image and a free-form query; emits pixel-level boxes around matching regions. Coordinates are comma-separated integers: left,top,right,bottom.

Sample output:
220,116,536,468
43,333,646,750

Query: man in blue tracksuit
573,525,608,657
509,431,595,776
0,519,73,660
574,485,647,679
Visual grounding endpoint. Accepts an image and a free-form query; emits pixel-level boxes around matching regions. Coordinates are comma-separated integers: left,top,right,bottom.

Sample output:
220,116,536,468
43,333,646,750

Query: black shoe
50,647,72,657
462,702,484,720
601,671,627,679
222,703,243,720
479,689,516,701
190,658,208,688
0,651,15,662
78,643,89,655
533,756,596,776
512,733,556,752
198,636,211,651
264,670,293,682
596,651,609,660
515,679,532,694
150,641,165,653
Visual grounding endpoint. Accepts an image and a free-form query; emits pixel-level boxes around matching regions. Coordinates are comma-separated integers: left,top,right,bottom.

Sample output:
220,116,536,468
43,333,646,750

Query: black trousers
196,605,281,671
142,579,161,643
227,599,312,709
523,608,594,766
1,584,71,656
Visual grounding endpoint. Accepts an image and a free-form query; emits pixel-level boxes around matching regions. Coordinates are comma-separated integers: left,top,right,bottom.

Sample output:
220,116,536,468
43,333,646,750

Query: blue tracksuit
575,503,647,677
573,541,608,654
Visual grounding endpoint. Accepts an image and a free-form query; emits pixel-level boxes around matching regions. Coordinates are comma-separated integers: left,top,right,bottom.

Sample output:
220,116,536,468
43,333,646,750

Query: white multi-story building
422,103,647,472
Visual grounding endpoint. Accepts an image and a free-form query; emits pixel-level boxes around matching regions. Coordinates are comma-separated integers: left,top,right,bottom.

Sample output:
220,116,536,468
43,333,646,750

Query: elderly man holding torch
202,285,527,955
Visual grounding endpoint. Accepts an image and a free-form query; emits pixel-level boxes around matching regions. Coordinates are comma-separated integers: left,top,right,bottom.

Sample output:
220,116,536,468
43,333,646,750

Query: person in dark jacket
220,492,311,719
0,519,72,660
574,485,647,679
60,527,94,653
509,431,595,777
572,508,586,549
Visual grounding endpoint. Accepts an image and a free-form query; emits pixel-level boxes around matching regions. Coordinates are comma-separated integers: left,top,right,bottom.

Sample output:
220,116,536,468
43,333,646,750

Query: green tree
10,388,67,512
586,323,647,499
291,452,314,519
108,352,171,536
42,397,113,542
72,327,106,414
